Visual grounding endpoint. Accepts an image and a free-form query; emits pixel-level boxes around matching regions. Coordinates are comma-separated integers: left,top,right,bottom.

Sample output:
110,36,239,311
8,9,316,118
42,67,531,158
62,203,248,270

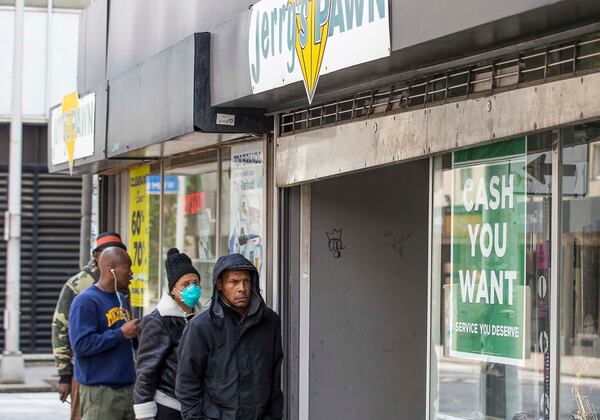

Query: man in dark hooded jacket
175,254,283,420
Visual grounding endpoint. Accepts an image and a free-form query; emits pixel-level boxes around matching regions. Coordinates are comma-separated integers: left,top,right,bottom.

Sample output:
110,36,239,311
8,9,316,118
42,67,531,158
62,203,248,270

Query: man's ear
216,278,222,291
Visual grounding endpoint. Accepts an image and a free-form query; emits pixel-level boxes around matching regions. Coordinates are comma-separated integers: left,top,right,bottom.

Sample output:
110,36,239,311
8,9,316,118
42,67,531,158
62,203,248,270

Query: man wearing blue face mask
133,248,201,420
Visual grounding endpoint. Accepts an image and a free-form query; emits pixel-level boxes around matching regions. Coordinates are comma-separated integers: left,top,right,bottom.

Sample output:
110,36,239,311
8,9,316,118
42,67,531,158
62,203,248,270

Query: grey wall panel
107,35,195,157
388,0,600,80
78,0,107,93
211,11,253,106
309,160,429,419
391,0,559,50
106,0,255,80
93,84,107,160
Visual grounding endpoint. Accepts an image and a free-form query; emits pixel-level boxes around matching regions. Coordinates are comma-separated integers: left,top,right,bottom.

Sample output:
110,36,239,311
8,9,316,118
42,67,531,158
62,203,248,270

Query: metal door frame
282,133,569,419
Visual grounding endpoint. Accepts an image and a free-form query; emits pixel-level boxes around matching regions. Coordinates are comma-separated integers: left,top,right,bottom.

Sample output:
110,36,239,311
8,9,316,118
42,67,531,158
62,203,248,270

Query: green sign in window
450,138,528,365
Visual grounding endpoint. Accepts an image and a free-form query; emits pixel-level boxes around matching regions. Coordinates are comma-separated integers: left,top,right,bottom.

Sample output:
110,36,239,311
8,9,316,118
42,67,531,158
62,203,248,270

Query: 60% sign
131,209,146,267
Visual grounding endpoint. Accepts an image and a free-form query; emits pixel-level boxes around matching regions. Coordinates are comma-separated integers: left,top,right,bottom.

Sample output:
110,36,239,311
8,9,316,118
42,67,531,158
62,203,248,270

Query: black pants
156,403,182,420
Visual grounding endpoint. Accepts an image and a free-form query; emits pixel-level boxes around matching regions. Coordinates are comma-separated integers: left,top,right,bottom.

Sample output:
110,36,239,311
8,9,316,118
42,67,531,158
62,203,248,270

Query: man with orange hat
52,232,127,420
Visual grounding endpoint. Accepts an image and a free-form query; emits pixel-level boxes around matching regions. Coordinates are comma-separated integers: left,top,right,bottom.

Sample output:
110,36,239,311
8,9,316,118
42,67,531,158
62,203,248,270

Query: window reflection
162,153,218,309
145,164,161,314
560,125,600,419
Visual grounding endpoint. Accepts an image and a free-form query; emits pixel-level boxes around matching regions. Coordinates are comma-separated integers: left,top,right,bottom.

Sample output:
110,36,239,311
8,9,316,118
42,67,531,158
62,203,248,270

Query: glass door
430,134,554,419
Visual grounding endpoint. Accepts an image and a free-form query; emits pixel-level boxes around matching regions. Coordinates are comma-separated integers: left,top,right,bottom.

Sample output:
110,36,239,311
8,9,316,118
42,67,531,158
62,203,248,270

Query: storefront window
127,141,266,313
560,125,600,418
431,135,554,419
162,152,218,308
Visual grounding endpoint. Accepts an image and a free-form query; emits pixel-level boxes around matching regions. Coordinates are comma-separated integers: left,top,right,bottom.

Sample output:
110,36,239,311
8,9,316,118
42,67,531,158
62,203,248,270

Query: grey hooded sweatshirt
175,254,283,420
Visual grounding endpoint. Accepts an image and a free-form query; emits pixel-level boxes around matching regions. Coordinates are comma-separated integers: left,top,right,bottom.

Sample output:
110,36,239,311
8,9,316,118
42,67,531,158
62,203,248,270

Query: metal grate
280,33,600,135
0,166,82,353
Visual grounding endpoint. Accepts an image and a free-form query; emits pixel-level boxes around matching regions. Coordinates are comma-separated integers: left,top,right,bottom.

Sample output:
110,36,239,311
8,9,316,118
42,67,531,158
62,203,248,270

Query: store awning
48,32,270,174
106,33,270,160
211,0,600,112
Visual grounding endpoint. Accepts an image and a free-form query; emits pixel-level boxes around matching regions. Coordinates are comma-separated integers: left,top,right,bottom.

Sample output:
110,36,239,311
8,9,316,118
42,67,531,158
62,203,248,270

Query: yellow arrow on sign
61,92,79,175
289,0,331,105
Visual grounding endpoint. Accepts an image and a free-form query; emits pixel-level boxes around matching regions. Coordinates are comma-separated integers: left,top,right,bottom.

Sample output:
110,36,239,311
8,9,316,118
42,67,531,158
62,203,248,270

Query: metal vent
0,166,82,354
280,33,600,135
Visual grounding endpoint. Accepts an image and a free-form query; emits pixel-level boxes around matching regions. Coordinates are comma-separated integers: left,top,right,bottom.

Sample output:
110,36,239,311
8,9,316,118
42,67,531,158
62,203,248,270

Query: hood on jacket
156,292,191,318
210,254,264,322
83,258,100,282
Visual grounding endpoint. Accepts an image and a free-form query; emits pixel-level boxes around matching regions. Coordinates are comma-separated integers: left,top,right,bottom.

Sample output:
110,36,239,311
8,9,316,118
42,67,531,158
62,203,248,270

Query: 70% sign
131,209,145,267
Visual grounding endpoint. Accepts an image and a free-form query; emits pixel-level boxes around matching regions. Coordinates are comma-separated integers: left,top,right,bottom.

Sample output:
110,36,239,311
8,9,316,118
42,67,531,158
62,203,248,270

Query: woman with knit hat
133,248,202,420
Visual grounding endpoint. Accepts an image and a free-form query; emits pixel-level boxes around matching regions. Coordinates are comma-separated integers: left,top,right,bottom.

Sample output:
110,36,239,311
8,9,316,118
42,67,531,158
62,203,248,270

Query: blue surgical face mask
177,284,201,308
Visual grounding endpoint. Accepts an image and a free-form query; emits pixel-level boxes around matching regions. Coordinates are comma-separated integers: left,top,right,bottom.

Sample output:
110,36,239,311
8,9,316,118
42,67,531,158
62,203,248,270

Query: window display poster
129,164,150,307
229,143,264,275
450,150,527,365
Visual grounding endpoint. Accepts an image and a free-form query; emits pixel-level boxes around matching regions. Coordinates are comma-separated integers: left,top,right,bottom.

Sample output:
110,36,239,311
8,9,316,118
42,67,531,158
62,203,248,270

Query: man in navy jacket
69,246,139,419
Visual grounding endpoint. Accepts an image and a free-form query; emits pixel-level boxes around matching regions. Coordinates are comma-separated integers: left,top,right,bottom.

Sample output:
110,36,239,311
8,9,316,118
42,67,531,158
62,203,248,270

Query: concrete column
1,0,26,384
79,174,93,268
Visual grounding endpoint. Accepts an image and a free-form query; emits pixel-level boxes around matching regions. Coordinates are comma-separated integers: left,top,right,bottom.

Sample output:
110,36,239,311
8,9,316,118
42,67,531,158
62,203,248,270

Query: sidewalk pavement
0,358,58,393
0,392,71,420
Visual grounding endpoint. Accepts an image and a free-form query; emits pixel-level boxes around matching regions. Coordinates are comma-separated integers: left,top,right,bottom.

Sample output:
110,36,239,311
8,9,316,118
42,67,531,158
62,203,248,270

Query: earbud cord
111,270,128,321
111,269,135,362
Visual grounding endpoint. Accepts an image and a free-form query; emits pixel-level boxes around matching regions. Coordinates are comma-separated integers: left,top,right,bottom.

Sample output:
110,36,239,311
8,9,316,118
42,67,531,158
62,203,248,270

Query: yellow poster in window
129,164,150,307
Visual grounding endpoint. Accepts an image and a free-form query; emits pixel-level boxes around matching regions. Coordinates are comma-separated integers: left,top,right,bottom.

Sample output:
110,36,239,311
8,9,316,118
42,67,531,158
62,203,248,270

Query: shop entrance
298,159,430,419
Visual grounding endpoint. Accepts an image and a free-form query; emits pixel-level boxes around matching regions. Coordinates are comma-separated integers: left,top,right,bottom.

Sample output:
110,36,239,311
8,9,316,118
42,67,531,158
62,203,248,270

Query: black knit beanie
166,248,200,291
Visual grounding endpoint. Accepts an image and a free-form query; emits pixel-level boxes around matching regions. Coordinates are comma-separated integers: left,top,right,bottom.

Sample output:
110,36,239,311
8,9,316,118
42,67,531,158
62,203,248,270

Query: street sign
146,175,179,194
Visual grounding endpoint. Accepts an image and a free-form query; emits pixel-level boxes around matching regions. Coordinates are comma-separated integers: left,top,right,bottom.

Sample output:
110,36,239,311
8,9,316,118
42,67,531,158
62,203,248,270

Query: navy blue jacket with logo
69,285,136,386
